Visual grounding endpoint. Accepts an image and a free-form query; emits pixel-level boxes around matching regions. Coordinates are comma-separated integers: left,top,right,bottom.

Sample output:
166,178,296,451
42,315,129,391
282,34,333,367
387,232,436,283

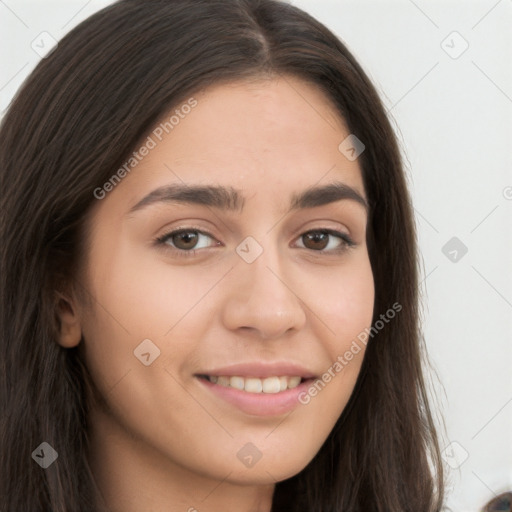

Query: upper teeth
208,375,302,393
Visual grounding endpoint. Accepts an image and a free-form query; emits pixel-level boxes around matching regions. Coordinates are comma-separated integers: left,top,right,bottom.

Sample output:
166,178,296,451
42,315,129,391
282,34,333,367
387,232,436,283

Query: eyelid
153,224,356,259
154,226,221,257
154,225,219,242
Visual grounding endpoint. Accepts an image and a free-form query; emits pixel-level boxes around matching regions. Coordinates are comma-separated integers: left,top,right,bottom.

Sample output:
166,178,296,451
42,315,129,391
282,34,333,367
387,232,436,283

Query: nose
220,241,307,340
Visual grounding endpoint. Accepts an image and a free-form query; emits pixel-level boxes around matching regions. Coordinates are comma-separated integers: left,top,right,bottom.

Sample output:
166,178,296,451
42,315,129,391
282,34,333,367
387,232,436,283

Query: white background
1,1,511,510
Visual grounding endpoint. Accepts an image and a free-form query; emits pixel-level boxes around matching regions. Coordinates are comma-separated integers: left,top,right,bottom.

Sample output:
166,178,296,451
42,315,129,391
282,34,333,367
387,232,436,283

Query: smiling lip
195,362,317,416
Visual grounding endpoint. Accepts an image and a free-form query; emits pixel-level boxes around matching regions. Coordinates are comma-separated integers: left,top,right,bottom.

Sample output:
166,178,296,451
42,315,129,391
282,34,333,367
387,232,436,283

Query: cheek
305,254,374,400
289,255,374,442
87,238,227,337
78,240,224,396
317,254,375,347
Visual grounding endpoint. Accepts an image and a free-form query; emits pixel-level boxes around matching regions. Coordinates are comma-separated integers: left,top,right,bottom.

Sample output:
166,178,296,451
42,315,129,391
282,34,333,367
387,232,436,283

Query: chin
201,446,316,485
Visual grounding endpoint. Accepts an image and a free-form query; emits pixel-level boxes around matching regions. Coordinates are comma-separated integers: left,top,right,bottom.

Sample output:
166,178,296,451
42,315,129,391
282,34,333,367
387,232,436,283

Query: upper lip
196,362,317,379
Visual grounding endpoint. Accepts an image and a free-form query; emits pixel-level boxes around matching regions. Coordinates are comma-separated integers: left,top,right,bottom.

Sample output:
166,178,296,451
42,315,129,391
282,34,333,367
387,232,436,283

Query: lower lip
196,377,314,416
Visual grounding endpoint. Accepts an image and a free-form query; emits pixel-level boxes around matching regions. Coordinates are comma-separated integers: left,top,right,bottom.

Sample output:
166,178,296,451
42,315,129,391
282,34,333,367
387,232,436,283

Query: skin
56,74,375,512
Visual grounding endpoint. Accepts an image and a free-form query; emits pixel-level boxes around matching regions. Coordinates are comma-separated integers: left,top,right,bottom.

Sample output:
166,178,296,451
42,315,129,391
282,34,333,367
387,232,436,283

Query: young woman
0,0,445,510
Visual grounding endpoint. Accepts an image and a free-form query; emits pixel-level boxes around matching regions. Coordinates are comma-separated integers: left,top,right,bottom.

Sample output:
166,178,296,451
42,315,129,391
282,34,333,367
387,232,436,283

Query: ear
54,291,82,348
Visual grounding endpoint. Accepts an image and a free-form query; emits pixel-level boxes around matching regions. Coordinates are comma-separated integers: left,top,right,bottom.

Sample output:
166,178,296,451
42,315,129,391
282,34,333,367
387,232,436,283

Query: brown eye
302,231,329,251
297,229,354,253
156,228,218,257
171,230,200,250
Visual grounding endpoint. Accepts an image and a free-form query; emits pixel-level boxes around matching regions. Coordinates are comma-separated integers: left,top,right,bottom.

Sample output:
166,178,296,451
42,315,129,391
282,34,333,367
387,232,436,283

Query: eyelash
154,226,356,259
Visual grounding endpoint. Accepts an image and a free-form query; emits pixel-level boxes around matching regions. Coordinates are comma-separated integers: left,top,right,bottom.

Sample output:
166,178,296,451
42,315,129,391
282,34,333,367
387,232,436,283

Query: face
70,75,374,487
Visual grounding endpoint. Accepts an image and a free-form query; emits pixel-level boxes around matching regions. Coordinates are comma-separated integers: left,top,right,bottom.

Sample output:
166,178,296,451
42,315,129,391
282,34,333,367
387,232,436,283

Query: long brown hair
0,0,444,510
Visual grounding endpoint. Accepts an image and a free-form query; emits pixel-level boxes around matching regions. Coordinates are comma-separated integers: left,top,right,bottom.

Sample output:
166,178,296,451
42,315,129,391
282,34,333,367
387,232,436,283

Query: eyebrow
127,181,368,216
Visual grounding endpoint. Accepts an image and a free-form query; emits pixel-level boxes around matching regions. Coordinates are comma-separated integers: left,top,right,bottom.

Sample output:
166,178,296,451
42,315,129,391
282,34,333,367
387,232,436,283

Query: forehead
92,75,366,218
169,75,351,169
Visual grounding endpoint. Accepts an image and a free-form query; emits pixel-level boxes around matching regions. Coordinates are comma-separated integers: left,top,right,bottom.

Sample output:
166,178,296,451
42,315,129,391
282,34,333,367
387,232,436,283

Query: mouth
196,374,306,394
194,361,318,416
195,366,317,416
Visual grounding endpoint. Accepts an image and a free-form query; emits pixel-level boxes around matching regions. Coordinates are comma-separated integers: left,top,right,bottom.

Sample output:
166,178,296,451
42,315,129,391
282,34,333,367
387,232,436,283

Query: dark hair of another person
0,0,445,510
